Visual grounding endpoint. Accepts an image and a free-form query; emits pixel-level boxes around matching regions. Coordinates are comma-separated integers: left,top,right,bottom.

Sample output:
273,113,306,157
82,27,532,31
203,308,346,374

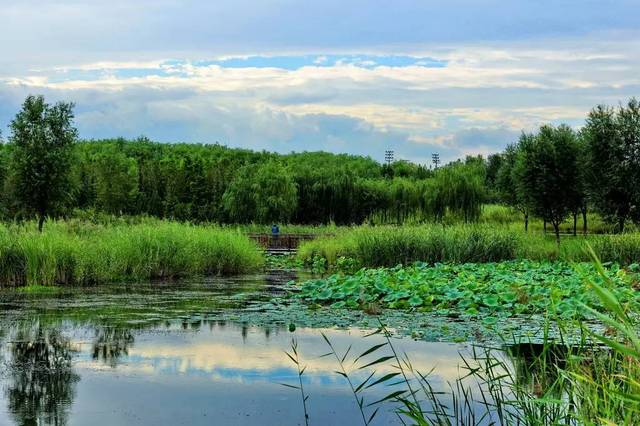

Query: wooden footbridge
247,233,318,255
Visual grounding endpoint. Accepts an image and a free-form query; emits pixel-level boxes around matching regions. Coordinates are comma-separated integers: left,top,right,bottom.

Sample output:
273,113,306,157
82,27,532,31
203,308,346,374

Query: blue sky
1,0,639,164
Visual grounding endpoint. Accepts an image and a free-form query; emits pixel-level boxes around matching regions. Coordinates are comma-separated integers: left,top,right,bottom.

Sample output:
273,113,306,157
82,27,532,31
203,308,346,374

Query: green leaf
354,343,388,364
359,356,395,370
367,390,407,406
364,372,402,390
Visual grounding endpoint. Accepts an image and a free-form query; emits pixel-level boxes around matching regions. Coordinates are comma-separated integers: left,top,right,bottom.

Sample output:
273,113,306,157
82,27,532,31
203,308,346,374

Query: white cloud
1,21,639,164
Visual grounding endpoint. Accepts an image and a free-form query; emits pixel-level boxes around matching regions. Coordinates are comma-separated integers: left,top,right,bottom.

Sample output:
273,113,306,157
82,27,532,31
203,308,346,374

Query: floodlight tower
432,153,440,169
385,150,394,165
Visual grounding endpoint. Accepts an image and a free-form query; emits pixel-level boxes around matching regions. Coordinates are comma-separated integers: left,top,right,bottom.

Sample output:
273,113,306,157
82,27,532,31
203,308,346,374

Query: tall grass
480,204,633,234
0,220,263,287
298,224,640,268
299,225,520,267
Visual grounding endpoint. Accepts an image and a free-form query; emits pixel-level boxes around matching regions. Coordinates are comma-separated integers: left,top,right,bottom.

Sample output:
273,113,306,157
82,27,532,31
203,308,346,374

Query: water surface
0,273,506,425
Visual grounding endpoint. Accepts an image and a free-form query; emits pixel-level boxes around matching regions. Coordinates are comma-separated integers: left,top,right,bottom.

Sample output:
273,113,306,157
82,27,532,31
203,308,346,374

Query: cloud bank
1,1,638,163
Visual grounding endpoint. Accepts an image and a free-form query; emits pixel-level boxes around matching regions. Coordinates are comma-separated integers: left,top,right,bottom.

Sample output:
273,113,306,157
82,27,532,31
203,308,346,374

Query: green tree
223,161,298,224
94,151,139,214
425,163,484,223
497,142,530,231
222,163,259,223
582,100,640,232
253,161,298,223
8,95,77,231
574,136,589,235
514,125,581,244
485,153,503,203
618,98,640,226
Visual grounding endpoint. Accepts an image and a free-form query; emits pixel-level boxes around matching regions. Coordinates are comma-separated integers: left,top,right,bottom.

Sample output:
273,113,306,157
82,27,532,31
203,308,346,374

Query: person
271,224,280,248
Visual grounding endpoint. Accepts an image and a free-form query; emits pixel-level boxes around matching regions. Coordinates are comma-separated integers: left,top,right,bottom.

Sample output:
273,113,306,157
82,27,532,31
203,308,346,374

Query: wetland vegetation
0,95,639,425
0,220,262,287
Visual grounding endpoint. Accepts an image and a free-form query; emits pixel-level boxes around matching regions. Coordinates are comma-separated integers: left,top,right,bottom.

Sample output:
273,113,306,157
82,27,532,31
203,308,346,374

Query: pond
0,271,537,425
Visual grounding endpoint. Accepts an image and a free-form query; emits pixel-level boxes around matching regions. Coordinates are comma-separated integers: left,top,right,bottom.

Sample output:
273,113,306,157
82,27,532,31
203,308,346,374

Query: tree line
0,95,638,234
492,98,640,242
1,95,483,228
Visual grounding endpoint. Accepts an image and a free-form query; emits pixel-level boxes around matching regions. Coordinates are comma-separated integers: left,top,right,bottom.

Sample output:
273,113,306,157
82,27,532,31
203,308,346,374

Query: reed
298,224,640,268
0,220,263,287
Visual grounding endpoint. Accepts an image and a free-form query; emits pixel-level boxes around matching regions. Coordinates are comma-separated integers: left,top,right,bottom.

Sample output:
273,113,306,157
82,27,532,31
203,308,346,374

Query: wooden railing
247,233,318,251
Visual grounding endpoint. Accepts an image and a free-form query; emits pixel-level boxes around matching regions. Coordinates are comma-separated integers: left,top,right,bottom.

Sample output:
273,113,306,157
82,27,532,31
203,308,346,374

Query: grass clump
298,225,519,268
0,220,263,287
298,224,640,269
16,284,62,294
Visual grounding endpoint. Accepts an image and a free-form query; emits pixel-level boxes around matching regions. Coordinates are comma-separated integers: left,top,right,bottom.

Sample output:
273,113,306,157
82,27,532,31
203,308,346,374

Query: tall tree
222,161,298,224
574,136,589,234
582,101,639,232
424,163,484,224
496,142,530,231
94,150,139,214
617,98,640,226
9,95,77,231
514,125,581,244
485,153,503,203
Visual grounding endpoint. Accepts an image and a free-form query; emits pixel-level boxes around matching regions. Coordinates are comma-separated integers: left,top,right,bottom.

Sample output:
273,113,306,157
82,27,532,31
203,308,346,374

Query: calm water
0,272,497,425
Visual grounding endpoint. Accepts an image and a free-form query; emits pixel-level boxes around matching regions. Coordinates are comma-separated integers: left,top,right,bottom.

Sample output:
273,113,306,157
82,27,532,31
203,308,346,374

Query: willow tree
425,163,484,223
222,161,298,224
9,95,77,231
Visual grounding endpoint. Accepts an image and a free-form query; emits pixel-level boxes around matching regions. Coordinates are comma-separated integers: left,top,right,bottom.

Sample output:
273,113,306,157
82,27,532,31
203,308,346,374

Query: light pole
431,153,440,169
385,150,394,165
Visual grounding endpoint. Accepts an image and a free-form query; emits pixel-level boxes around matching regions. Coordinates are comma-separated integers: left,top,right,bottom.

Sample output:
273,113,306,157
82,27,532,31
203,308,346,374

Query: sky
0,1,639,164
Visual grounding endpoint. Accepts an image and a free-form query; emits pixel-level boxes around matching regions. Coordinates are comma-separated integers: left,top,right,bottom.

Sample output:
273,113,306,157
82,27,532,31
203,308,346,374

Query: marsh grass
16,284,62,294
282,338,310,426
0,220,263,287
298,224,640,269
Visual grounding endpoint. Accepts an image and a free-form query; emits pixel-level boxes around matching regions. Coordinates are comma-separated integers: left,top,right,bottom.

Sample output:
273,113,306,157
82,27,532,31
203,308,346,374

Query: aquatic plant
282,338,310,426
286,255,640,425
297,224,640,268
296,260,640,319
0,220,263,286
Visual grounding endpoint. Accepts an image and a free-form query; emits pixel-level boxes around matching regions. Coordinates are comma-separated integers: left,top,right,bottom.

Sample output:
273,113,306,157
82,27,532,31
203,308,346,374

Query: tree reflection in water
507,342,569,397
5,322,79,426
91,326,134,368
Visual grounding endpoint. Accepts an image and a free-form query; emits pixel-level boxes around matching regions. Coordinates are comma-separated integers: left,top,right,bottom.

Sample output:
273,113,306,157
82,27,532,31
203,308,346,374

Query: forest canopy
0,95,638,234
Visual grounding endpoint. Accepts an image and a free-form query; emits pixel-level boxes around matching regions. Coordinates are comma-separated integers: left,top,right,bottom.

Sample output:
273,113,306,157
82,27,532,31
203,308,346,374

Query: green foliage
424,163,485,223
496,143,530,230
0,220,263,286
93,149,139,214
298,224,640,268
16,284,62,295
514,125,582,243
8,95,77,230
582,98,640,231
484,152,503,202
223,161,298,224
295,260,640,318
299,225,520,267
0,95,638,232
288,255,640,424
